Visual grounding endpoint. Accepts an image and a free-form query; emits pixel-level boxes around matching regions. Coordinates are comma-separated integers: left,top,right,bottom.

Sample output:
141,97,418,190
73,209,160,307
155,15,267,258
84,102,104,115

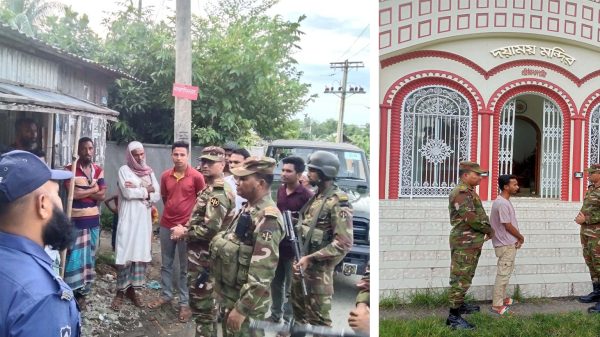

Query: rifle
249,319,368,337
284,210,308,296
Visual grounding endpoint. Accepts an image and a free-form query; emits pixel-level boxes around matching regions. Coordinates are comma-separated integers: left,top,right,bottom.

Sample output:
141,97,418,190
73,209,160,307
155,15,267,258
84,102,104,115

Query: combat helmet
307,151,339,178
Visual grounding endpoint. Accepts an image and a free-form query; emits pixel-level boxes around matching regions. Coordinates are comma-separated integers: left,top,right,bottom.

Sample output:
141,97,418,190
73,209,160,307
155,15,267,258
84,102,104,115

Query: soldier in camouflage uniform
170,146,235,337
291,151,353,335
209,157,283,337
447,161,494,330
576,164,600,313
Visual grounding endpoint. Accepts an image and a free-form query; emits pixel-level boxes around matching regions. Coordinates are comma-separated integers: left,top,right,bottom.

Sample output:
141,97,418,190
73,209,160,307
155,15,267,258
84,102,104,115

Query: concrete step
381,256,588,280
380,273,591,301
381,242,583,262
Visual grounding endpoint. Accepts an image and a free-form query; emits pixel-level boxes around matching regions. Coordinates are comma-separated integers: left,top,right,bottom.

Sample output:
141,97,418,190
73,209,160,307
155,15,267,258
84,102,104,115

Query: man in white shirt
224,147,250,212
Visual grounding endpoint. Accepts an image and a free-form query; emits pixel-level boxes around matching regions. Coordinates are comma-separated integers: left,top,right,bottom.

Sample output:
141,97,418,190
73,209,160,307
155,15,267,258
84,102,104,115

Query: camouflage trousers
219,306,264,337
581,232,600,282
448,247,482,308
188,244,216,337
290,277,332,328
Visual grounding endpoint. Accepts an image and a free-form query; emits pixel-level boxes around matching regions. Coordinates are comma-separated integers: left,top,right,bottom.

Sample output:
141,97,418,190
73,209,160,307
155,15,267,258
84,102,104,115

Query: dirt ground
81,230,195,337
82,230,361,337
380,297,595,321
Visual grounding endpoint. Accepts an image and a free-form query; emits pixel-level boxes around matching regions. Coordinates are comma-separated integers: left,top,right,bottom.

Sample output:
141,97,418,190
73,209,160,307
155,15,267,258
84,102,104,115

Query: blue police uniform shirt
0,231,80,337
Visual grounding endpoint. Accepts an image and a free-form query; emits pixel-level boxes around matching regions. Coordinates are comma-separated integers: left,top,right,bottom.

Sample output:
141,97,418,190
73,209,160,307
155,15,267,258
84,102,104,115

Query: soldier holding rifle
290,151,353,335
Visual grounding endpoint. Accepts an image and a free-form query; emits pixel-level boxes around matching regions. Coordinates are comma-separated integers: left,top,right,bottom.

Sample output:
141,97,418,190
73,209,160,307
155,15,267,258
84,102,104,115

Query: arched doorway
399,86,471,197
498,94,562,198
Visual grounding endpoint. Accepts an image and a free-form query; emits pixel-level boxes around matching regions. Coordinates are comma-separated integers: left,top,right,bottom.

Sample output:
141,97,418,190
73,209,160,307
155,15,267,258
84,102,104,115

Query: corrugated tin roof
0,81,119,121
0,23,142,83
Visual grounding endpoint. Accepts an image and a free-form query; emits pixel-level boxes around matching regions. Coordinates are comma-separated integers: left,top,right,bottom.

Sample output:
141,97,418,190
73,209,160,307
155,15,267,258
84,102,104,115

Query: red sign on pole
172,83,199,100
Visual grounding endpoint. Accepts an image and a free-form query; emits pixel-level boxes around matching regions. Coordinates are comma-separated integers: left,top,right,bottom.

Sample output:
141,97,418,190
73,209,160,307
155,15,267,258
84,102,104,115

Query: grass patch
380,311,600,337
380,289,476,310
100,207,115,232
96,251,115,265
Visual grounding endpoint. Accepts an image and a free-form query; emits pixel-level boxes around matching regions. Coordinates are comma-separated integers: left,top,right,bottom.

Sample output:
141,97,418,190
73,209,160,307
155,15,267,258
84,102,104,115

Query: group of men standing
446,161,600,330
0,129,365,337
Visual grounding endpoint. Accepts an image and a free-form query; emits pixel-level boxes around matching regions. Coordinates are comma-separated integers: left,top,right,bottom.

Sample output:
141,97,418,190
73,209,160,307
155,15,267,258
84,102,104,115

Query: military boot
446,313,475,330
579,282,600,303
589,302,600,314
458,302,481,314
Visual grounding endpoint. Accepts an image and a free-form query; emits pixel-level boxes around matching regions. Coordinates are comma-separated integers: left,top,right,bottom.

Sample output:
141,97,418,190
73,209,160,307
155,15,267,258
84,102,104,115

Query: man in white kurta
111,141,160,311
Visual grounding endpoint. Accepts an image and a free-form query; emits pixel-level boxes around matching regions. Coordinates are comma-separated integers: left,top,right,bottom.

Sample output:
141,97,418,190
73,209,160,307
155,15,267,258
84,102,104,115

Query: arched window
399,86,471,197
589,104,600,166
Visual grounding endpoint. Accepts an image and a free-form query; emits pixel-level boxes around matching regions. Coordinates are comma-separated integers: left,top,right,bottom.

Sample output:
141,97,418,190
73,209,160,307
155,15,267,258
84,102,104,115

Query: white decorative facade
380,0,600,299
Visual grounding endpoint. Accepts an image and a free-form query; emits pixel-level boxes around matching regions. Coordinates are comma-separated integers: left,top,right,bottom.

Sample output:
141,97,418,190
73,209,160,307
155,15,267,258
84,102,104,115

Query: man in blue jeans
269,156,313,323
148,142,205,323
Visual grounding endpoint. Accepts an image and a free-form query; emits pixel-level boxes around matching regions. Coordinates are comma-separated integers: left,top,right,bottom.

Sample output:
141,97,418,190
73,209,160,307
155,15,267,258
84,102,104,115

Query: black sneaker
459,303,480,314
446,314,475,330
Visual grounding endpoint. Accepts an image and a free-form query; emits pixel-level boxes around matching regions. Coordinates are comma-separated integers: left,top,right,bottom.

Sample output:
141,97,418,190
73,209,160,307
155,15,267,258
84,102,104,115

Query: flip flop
490,306,510,316
179,305,192,323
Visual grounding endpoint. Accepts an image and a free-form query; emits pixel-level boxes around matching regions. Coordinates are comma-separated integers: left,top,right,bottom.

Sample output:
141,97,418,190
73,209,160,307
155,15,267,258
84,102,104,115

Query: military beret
231,156,276,177
198,146,226,162
459,161,486,174
586,164,600,174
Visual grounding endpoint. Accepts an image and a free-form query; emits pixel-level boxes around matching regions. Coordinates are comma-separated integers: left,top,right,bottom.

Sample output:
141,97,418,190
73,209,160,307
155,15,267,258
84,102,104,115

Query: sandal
126,287,144,308
147,297,170,309
179,305,192,323
490,305,510,316
111,291,125,311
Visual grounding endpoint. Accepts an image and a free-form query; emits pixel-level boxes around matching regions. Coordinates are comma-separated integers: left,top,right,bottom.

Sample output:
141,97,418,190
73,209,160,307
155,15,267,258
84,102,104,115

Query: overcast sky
54,0,370,126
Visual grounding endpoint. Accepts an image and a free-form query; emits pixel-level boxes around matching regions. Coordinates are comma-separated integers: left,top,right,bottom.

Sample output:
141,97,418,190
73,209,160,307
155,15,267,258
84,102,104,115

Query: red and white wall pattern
379,50,600,202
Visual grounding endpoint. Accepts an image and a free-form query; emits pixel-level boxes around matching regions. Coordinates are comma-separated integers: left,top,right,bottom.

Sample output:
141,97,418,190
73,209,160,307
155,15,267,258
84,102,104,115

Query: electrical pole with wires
174,0,192,150
324,60,365,143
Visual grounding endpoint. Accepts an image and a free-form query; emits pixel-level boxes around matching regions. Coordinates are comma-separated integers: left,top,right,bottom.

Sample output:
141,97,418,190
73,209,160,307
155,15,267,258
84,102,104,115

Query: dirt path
381,298,594,321
81,230,195,337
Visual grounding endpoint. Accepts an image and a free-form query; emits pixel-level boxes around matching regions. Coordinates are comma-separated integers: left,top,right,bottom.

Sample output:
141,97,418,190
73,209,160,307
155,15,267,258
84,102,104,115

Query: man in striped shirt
64,137,106,310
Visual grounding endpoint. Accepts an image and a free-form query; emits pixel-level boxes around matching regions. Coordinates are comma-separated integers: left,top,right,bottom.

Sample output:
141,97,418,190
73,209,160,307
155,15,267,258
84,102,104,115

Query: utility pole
325,60,365,143
174,0,192,151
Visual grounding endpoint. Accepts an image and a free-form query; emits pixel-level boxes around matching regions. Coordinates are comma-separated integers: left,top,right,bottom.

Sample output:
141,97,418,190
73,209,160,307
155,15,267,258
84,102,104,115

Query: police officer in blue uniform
0,150,80,337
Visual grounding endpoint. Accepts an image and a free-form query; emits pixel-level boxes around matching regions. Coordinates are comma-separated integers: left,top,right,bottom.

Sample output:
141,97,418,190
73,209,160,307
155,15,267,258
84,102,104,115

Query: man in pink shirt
489,174,524,315
148,142,205,323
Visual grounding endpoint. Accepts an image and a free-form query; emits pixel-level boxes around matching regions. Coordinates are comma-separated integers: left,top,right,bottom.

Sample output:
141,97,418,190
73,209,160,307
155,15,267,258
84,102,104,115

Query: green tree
36,7,102,59
0,0,65,36
190,10,312,145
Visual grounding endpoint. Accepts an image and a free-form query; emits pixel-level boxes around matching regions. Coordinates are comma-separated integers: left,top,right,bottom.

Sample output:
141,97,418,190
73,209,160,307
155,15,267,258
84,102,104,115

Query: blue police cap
0,150,72,203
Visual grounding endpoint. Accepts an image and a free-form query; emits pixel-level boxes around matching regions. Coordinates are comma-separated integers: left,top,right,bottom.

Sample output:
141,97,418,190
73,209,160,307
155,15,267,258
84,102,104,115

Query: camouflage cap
459,161,486,174
586,164,600,174
199,146,226,162
231,156,276,177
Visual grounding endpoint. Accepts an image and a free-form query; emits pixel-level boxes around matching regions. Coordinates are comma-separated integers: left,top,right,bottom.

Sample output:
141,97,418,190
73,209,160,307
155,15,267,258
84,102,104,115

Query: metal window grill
498,97,562,198
399,86,471,198
589,104,600,166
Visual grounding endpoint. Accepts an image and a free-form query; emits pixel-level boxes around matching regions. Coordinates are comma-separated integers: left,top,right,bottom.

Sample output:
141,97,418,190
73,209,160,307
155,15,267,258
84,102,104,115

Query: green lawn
380,312,600,337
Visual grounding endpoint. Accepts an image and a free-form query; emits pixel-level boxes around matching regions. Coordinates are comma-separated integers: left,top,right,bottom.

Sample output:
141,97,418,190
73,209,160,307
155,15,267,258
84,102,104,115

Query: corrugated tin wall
0,45,58,90
53,114,107,168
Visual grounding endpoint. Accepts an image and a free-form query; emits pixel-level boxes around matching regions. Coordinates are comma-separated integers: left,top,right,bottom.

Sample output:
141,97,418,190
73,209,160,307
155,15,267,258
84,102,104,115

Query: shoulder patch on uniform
264,206,279,218
209,197,220,207
260,230,273,241
333,190,349,201
60,326,71,337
